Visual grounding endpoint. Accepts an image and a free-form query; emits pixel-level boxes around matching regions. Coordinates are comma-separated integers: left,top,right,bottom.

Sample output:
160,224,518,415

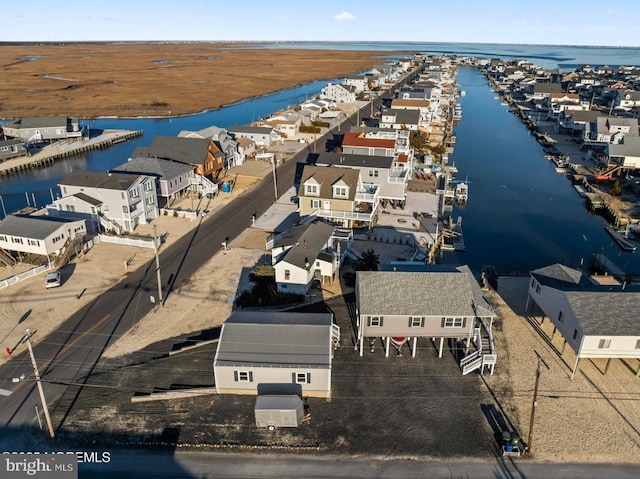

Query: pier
0,129,143,177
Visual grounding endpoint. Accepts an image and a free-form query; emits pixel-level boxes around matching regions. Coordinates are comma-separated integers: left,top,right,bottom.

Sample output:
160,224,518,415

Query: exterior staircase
0,247,16,267
190,174,218,196
55,234,84,268
460,318,497,376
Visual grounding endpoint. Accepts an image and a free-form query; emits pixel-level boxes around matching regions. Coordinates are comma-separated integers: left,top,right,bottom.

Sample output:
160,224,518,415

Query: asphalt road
0,71,413,434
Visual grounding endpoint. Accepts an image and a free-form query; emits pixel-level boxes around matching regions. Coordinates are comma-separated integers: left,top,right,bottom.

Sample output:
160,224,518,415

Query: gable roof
214,311,333,368
147,136,215,165
112,156,194,180
0,214,79,239
299,165,360,200
391,99,431,109
381,108,421,125
277,221,335,270
228,125,274,135
563,291,640,336
59,170,140,190
357,271,480,317
5,116,70,129
607,137,640,156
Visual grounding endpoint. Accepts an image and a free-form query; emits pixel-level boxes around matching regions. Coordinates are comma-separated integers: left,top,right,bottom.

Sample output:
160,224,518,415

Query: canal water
0,78,331,215
440,67,640,276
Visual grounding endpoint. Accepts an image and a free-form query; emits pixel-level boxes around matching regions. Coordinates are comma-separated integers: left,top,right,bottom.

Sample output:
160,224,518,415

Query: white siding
215,365,331,397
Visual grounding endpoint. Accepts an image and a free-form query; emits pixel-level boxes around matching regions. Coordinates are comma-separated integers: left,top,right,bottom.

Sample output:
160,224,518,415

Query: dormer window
333,186,348,198
305,183,319,196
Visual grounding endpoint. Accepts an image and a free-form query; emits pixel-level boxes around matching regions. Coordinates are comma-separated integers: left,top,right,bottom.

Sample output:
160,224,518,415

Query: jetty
0,129,143,177
604,225,637,252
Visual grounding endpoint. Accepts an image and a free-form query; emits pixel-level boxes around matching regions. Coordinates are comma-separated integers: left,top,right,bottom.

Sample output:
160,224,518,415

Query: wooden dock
0,129,143,177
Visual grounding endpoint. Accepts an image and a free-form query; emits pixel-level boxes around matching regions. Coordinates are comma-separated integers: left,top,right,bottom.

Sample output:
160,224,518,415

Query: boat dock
0,129,143,177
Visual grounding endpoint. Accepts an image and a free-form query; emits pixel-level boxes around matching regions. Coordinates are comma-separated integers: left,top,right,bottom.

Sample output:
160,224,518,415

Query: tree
354,249,380,271
410,131,429,155
610,180,621,196
432,144,446,156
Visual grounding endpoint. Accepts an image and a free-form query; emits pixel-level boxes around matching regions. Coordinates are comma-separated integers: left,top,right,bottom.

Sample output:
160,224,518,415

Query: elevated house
111,156,195,208
0,214,86,264
344,75,368,92
525,263,640,378
136,136,224,180
604,136,640,171
2,116,85,144
264,114,301,139
309,151,409,207
355,267,496,374
584,117,639,147
614,90,640,111
52,170,158,233
297,165,380,228
213,311,339,398
0,139,28,161
557,110,601,137
270,220,351,294
227,125,280,147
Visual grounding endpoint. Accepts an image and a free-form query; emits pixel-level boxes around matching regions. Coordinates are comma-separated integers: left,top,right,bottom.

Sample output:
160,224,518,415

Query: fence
159,208,199,221
97,234,158,250
0,263,52,290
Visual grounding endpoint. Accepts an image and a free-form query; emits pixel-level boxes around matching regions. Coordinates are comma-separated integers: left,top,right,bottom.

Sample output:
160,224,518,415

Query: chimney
303,239,307,249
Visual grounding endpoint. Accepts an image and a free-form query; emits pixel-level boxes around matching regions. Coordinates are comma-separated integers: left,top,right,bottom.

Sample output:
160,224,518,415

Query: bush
343,271,356,287
300,125,321,134
312,120,330,128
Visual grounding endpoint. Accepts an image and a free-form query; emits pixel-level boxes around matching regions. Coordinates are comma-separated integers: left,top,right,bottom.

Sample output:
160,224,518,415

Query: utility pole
153,225,163,306
271,155,278,201
527,350,550,455
15,330,56,438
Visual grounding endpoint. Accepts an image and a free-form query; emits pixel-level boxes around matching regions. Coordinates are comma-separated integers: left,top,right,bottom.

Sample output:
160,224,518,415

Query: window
234,370,253,382
122,206,128,214
367,316,383,327
27,239,40,246
11,237,23,244
65,205,75,212
121,192,125,200
535,284,541,294
409,317,425,327
103,204,109,212
443,317,465,328
0,235,6,242
284,269,290,280
558,311,564,323
573,330,579,341
369,169,379,178
145,196,155,206
293,372,311,384
333,186,347,198
598,339,611,349
311,199,321,209
144,181,154,192
636,340,640,349
531,278,535,288
305,184,318,195
130,187,140,199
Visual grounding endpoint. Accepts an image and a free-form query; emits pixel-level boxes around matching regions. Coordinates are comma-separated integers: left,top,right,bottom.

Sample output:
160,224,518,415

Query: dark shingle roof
564,291,640,336
112,156,194,179
0,215,78,239
214,311,333,368
228,125,274,135
72,192,102,206
277,221,335,270
59,170,139,190
148,136,212,165
308,152,394,169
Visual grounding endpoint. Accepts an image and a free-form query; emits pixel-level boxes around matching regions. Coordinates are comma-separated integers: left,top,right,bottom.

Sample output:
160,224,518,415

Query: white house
227,125,280,147
525,263,640,378
213,311,339,398
0,214,86,259
271,220,349,294
321,83,357,103
54,170,158,233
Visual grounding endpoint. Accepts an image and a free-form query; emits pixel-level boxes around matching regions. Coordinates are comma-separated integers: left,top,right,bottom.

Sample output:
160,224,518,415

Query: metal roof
214,311,333,368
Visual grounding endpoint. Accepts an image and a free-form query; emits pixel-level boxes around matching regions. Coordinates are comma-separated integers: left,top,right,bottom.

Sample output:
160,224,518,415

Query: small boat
605,225,637,252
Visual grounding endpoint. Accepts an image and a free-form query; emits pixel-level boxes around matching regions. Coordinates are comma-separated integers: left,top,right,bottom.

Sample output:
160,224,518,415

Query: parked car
45,271,61,288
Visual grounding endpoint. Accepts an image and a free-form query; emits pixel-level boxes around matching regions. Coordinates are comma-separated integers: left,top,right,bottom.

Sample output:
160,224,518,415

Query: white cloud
333,11,355,21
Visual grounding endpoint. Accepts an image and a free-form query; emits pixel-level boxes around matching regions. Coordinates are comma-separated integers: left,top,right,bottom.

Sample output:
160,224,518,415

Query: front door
323,200,331,211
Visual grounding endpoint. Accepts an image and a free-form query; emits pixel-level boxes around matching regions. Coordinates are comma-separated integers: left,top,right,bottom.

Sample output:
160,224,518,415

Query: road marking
9,313,112,394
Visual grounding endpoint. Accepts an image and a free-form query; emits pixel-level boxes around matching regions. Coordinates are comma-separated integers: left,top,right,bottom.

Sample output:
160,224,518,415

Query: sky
2,0,639,47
